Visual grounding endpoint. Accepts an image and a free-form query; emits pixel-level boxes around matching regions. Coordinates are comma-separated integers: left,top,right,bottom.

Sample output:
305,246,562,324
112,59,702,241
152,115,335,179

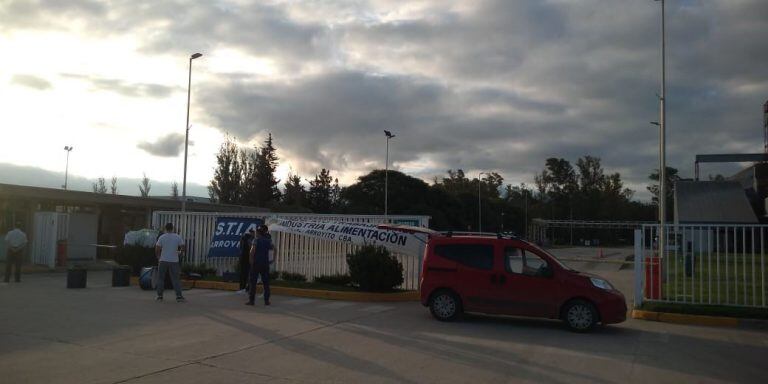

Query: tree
139,173,151,197
92,177,107,194
110,176,118,195
171,182,179,199
255,133,281,206
307,168,334,213
282,172,307,207
239,147,259,206
209,136,242,204
647,166,680,220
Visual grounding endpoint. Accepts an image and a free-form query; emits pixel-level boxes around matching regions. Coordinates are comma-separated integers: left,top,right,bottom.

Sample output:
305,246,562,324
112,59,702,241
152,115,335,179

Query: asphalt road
1,254,766,383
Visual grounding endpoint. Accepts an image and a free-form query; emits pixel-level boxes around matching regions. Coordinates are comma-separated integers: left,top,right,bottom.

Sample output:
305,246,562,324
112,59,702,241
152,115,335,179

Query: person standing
238,228,255,293
246,225,274,306
154,222,186,302
4,222,27,283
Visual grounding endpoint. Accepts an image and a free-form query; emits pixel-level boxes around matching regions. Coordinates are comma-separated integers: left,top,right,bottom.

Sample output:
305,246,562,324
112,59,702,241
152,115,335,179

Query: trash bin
67,267,87,289
112,265,131,287
644,256,662,300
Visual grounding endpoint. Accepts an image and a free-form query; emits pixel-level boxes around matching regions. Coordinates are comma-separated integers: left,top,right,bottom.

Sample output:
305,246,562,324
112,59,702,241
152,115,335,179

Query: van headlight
590,277,613,290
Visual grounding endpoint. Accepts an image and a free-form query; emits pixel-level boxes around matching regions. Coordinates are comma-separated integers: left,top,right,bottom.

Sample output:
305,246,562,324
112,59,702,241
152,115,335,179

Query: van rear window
433,244,494,270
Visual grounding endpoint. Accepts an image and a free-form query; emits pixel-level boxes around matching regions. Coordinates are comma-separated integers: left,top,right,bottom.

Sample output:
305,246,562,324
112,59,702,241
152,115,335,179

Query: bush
270,270,281,280
116,245,156,276
346,245,403,292
281,271,307,282
314,273,352,286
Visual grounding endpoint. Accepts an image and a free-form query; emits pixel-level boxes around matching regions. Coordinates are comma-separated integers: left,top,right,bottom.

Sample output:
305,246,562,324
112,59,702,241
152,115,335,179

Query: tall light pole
182,52,203,212
384,130,396,221
478,172,487,232
62,146,73,190
655,0,667,258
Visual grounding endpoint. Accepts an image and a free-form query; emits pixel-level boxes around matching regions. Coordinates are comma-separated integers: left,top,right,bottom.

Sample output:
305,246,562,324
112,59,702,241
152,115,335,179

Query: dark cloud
4,0,768,200
137,133,187,157
61,73,177,98
10,74,52,90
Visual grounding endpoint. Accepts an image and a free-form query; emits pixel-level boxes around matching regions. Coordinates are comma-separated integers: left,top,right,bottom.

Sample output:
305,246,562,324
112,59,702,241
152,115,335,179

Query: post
63,149,71,190
478,176,482,232
385,137,389,221
657,0,667,262
182,54,200,212
634,228,644,308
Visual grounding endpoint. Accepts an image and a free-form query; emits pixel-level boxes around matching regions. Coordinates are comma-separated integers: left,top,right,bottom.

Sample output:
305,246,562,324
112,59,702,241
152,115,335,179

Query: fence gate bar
635,224,768,309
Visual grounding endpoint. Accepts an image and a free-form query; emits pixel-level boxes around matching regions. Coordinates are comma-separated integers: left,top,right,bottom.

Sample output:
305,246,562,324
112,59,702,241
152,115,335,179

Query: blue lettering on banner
208,217,263,258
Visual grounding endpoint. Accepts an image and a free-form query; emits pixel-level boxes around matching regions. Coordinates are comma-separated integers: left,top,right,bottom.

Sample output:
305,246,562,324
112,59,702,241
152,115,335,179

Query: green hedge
346,244,403,292
314,273,352,286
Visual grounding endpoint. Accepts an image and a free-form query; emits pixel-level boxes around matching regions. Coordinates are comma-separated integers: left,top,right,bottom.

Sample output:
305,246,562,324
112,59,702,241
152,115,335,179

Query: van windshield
526,242,575,271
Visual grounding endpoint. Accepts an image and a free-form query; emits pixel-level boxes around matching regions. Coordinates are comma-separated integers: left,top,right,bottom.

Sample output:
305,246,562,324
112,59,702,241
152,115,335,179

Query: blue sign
207,217,263,258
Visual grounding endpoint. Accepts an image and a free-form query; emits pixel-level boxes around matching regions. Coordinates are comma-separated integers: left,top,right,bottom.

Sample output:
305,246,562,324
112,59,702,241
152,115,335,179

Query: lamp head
384,130,395,138
191,53,203,60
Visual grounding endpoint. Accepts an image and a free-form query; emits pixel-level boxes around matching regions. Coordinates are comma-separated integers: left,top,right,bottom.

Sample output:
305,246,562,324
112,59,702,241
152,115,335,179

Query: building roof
0,183,268,213
674,181,757,224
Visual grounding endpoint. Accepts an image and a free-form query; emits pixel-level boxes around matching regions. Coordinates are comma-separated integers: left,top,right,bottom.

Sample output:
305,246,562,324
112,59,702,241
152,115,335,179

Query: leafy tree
209,136,242,204
139,173,151,197
110,176,118,195
647,166,680,220
92,177,107,194
239,147,259,206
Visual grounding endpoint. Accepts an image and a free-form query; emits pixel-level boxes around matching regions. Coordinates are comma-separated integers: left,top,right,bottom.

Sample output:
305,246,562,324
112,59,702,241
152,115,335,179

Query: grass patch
639,302,768,320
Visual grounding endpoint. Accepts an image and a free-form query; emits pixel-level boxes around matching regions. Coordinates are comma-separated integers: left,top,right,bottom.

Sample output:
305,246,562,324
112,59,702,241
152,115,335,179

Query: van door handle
490,274,497,284
499,275,507,285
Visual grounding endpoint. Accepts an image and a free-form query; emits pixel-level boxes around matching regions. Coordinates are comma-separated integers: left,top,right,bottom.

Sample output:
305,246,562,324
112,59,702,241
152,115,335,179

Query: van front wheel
429,290,462,322
563,299,598,332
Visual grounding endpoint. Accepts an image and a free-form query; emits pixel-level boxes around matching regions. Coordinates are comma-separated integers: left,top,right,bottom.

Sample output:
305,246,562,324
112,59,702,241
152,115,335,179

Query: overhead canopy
674,181,758,224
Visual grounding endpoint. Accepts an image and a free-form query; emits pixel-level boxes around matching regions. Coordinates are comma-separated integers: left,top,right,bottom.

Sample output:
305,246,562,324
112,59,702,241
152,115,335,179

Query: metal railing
634,224,768,308
151,212,430,290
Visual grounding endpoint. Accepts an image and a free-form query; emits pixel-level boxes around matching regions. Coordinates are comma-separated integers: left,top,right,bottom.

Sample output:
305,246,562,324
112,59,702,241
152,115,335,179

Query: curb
631,309,767,328
128,277,419,302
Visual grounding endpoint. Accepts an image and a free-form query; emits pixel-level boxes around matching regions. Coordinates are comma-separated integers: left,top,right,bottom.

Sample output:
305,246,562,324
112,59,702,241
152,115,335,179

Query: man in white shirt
154,222,186,302
4,222,27,283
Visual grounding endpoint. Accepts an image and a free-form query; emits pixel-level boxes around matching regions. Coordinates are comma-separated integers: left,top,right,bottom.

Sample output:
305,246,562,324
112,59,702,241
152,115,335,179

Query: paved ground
1,250,767,384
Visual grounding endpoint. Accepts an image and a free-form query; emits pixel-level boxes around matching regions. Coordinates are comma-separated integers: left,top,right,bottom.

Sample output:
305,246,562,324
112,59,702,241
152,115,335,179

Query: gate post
634,228,643,308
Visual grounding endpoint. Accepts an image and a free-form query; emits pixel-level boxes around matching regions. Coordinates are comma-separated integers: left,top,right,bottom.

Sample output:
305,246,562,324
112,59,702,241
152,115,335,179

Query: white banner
264,217,426,256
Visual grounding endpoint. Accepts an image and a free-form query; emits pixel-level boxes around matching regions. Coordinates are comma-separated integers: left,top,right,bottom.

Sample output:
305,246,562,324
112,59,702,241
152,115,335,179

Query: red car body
419,234,627,327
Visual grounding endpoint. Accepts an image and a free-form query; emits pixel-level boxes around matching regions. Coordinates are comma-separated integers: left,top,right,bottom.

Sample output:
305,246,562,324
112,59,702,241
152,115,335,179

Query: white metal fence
634,224,768,308
151,212,430,290
31,212,69,268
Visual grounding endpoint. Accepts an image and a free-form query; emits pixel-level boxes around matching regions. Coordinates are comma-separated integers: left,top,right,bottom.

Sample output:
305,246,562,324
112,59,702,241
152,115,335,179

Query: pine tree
139,173,151,197
209,136,242,204
240,147,259,206
308,168,334,213
283,171,307,206
254,133,281,206
171,182,179,199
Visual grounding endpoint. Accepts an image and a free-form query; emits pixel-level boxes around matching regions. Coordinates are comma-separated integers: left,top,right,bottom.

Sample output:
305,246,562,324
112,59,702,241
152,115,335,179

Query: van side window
505,247,548,277
434,244,494,270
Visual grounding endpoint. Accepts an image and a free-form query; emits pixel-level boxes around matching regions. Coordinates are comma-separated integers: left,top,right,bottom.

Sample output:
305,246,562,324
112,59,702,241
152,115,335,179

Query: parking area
1,255,767,383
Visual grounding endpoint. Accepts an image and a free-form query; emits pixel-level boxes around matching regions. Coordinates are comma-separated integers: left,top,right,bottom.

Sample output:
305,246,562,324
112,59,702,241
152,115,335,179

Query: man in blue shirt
246,225,274,306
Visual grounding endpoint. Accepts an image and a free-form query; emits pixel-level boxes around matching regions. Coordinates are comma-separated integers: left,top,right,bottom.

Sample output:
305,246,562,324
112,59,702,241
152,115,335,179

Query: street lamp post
654,0,667,259
384,130,396,221
478,172,487,232
63,146,73,190
182,52,203,212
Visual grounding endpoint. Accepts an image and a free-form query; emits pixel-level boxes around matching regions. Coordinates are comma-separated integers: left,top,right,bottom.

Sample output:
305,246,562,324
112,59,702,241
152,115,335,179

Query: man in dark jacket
246,225,274,306
238,228,255,292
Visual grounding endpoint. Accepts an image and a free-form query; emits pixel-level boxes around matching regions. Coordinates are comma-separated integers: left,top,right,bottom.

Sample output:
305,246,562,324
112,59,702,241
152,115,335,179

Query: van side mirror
539,266,554,278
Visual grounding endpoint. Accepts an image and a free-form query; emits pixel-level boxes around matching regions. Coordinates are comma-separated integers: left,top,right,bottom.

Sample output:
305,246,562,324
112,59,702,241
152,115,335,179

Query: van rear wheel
563,299,598,332
429,290,462,322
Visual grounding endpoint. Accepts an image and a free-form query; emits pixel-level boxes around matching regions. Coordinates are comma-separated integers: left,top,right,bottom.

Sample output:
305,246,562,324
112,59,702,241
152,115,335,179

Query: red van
418,233,626,332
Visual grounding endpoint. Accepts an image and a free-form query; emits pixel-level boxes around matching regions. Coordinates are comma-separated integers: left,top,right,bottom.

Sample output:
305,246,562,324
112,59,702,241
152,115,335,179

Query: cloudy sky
1,0,766,200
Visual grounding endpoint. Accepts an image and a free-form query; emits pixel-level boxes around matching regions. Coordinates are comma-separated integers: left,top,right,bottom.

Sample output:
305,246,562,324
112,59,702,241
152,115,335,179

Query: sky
1,0,767,201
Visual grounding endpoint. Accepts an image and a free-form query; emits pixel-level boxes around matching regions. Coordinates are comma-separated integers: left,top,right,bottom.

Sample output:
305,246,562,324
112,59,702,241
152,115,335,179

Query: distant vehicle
416,231,626,332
